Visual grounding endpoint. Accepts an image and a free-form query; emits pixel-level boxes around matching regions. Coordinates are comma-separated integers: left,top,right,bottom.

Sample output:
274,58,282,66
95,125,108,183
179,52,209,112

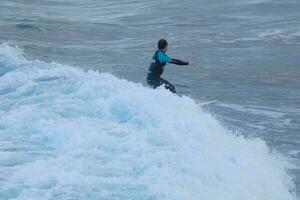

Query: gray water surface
1,0,299,196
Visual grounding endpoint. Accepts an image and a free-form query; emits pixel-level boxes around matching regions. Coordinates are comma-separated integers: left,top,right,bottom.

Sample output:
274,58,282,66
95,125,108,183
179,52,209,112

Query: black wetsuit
147,50,188,93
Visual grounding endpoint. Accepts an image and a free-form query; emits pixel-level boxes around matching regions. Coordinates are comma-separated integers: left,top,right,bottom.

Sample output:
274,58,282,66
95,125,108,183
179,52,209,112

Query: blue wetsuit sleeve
158,51,172,64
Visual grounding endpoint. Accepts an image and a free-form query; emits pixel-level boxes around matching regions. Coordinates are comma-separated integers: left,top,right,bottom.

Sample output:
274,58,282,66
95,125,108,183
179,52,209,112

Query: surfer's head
158,39,168,52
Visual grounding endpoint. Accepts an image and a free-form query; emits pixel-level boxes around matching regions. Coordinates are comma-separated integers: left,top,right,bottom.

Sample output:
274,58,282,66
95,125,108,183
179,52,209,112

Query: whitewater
0,43,296,200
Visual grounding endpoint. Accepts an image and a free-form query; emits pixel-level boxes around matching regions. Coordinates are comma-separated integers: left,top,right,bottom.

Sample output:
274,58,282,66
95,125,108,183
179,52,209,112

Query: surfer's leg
147,77,160,89
160,78,176,93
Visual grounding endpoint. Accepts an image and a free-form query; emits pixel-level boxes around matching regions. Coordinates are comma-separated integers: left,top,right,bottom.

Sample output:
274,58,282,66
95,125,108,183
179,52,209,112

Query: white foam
0,43,25,63
218,103,285,119
0,44,296,200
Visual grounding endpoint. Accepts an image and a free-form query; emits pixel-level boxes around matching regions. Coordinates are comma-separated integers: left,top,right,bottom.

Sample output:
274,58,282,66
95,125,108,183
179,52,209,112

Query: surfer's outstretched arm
170,58,189,65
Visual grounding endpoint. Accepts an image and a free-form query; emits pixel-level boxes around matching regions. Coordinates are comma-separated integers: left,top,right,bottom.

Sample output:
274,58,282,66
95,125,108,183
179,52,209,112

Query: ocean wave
0,43,296,200
219,29,300,45
258,29,300,45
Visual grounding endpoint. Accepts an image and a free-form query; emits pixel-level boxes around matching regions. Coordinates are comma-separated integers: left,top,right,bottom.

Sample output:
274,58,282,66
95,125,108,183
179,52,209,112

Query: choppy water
0,0,299,199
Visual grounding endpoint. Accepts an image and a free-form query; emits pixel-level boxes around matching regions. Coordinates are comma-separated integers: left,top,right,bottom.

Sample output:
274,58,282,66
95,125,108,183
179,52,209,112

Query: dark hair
158,39,168,50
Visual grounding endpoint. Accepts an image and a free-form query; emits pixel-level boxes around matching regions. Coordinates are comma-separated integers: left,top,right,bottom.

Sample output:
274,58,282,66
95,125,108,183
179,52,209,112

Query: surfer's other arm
170,58,189,65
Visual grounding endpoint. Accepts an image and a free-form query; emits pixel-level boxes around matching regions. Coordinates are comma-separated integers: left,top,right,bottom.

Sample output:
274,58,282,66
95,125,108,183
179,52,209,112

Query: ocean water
0,0,299,199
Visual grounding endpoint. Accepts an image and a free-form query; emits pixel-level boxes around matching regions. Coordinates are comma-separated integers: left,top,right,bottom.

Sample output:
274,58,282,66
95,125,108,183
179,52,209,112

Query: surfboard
196,99,217,106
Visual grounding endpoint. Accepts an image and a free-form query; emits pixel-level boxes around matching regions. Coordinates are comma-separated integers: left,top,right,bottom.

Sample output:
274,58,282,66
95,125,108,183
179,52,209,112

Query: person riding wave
147,39,189,94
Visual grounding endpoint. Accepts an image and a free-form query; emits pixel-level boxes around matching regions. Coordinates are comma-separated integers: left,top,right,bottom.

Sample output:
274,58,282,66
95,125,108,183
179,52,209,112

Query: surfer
147,39,189,94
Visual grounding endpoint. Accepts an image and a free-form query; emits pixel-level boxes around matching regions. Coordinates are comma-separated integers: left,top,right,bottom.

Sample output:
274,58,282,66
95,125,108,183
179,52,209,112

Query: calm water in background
1,0,300,197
